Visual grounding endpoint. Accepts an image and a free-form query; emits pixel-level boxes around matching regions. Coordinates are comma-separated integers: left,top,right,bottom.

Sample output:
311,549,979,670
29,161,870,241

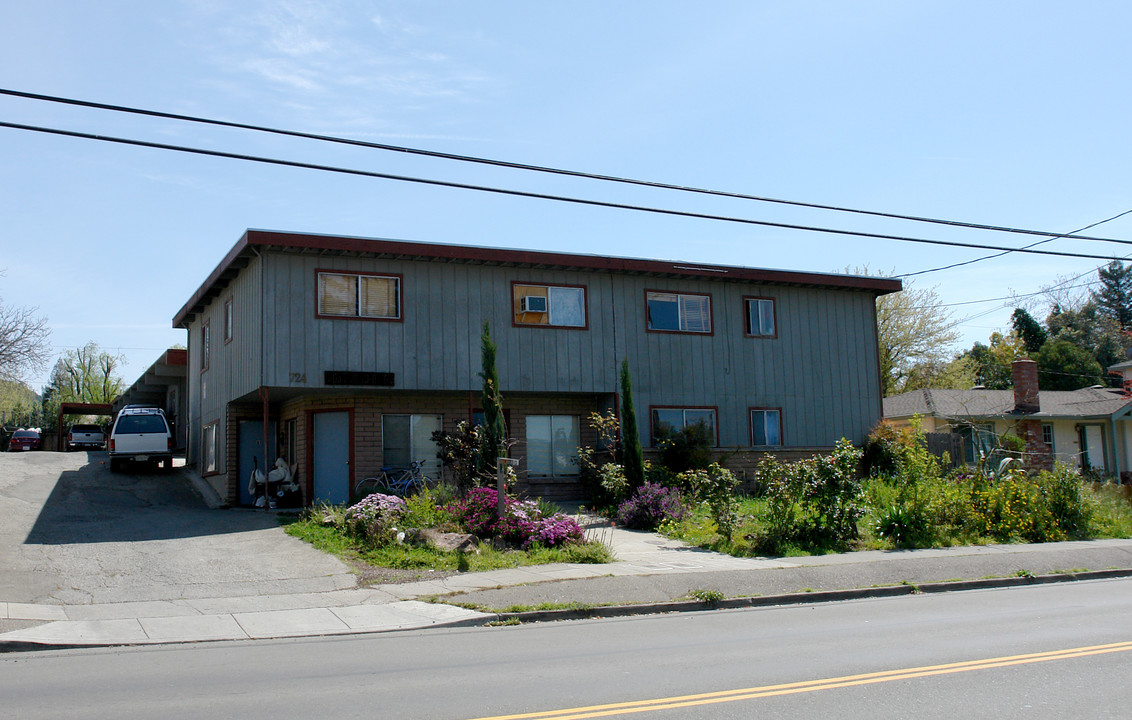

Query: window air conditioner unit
520,296,548,313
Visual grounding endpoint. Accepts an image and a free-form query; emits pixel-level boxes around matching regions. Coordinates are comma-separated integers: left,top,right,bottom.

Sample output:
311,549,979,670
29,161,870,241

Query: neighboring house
884,359,1132,478
173,229,900,506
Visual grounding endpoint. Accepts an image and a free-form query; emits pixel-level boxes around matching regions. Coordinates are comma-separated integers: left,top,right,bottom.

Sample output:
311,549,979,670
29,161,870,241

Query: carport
54,402,113,451
112,348,188,451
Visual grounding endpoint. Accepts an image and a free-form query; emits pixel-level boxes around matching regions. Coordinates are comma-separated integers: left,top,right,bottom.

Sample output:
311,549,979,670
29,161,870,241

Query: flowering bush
343,493,407,543
530,515,585,547
450,487,584,548
617,482,687,530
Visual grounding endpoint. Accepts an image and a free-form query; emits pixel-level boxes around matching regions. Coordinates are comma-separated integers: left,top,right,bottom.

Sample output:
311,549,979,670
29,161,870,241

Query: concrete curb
487,568,1132,625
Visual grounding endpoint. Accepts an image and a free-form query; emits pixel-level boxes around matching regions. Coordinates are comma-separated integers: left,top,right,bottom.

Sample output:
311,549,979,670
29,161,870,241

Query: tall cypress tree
619,358,646,491
477,321,507,477
1010,308,1048,355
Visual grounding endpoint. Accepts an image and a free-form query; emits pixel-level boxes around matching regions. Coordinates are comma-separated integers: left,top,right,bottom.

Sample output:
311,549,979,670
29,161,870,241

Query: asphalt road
0,451,352,607
3,577,1130,719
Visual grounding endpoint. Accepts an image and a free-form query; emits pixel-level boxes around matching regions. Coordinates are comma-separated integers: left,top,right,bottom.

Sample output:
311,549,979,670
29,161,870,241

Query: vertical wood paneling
245,250,883,447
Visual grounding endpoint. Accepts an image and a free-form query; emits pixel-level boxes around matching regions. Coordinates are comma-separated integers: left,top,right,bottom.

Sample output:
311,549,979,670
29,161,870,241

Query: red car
8,429,42,452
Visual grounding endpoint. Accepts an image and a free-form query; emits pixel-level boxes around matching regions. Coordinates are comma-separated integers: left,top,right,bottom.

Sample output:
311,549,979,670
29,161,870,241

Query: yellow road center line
465,640,1132,720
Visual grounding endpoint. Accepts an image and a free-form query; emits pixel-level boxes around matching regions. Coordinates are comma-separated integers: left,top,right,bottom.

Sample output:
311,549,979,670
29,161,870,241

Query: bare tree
0,294,51,384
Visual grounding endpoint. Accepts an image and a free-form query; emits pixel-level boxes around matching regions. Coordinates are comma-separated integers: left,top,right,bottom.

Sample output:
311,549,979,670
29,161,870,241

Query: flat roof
174,229,903,328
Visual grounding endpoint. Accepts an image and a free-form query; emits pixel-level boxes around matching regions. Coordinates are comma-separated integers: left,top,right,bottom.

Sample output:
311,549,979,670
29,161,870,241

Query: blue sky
3,2,1131,391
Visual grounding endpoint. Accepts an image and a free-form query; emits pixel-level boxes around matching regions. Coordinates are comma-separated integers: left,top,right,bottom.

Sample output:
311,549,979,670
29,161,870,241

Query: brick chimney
1012,359,1040,414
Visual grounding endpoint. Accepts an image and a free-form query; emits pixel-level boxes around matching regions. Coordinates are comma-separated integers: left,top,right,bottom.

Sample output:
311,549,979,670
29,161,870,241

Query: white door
1082,425,1106,471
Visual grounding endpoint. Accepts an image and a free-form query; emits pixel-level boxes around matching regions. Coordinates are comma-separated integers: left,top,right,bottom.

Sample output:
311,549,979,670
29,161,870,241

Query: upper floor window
513,283,586,328
750,408,782,447
200,320,210,371
745,297,776,338
317,271,401,320
651,406,717,446
646,291,712,334
223,297,233,343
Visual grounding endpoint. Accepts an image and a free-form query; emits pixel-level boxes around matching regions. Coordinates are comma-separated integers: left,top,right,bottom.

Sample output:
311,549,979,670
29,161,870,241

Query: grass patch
283,510,613,574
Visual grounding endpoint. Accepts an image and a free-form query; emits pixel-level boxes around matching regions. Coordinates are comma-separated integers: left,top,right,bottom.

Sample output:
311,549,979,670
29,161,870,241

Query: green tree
1092,260,1132,330
900,354,978,392
1036,339,1103,390
619,358,646,491
958,332,1025,389
476,321,506,477
1046,301,1123,386
1010,308,1048,355
873,275,960,395
42,342,126,426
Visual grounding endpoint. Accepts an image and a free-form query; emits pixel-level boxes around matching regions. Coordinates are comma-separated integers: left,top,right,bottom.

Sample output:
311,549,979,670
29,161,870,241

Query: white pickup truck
108,406,173,472
67,423,106,451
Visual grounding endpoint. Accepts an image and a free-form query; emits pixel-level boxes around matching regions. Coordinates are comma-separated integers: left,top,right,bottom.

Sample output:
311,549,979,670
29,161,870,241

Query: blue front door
313,412,350,504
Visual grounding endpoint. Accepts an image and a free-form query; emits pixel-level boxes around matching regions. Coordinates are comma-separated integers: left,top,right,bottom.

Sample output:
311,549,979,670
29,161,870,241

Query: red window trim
742,295,778,339
510,280,590,331
648,405,720,447
314,268,405,323
644,289,715,336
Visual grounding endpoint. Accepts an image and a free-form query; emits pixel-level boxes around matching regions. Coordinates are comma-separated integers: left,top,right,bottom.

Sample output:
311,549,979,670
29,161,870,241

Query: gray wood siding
254,250,882,446
186,256,263,469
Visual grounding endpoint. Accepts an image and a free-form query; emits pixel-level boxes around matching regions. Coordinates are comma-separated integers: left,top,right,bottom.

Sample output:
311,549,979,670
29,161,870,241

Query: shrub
342,493,407,545
680,463,740,542
402,486,457,531
873,504,931,547
753,439,864,552
618,482,687,530
450,487,501,536
449,487,584,549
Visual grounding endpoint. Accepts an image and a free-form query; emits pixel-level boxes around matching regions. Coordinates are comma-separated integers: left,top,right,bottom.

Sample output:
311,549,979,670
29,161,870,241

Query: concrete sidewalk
4,522,1132,651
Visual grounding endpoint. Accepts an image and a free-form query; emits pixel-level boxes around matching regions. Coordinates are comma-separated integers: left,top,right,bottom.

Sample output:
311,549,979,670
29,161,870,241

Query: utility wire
899,209,1132,278
3,86,1131,247
4,119,1132,265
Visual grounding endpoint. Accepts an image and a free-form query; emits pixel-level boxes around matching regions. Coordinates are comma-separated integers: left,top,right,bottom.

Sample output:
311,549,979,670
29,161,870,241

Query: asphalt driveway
0,451,353,606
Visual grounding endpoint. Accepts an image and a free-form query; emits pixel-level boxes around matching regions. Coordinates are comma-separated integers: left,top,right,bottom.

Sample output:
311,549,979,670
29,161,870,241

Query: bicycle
354,460,434,498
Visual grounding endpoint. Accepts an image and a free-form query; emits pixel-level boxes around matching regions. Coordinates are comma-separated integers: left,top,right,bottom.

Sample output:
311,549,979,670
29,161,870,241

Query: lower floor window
651,407,717,446
1042,423,1054,450
957,422,996,464
526,415,580,477
202,422,217,474
750,408,782,447
382,414,442,477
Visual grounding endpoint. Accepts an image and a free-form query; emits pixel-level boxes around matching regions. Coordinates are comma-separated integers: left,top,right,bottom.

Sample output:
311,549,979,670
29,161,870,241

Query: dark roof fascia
173,229,903,328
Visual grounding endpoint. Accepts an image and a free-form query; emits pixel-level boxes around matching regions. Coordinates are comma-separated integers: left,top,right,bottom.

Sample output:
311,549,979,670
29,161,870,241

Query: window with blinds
646,291,712,333
317,272,401,319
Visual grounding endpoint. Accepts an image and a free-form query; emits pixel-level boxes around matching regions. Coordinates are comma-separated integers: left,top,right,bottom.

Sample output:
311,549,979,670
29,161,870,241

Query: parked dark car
8,429,43,452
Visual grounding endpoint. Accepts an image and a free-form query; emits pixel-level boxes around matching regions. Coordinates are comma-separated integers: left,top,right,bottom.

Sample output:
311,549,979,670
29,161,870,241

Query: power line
899,209,1132,278
5,119,1132,264
3,86,1131,247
